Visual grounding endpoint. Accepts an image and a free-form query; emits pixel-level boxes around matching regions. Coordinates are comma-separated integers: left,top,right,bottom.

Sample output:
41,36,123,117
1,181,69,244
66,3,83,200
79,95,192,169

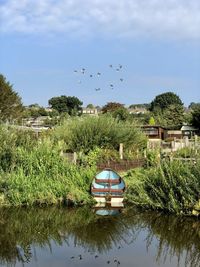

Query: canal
0,206,199,267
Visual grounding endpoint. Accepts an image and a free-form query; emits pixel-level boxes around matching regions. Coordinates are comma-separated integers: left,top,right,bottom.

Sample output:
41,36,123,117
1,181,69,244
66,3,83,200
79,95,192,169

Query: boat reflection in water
93,202,124,216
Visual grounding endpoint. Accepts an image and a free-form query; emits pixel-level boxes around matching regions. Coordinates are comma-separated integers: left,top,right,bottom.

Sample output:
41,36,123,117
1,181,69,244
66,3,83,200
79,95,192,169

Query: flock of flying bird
73,64,124,92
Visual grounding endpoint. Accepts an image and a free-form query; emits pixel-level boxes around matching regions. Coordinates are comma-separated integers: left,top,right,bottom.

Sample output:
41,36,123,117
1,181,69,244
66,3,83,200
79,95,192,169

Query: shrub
125,159,200,214
52,116,147,153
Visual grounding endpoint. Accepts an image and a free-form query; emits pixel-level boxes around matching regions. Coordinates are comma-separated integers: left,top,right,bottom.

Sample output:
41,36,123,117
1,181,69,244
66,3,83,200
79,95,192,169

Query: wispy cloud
0,0,200,40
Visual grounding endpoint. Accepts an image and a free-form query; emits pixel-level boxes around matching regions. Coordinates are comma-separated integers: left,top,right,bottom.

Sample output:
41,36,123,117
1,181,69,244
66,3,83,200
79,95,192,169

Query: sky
0,0,200,107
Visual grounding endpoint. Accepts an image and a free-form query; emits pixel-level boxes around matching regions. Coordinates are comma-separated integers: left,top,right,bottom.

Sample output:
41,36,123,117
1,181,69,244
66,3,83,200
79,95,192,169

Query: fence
97,159,146,172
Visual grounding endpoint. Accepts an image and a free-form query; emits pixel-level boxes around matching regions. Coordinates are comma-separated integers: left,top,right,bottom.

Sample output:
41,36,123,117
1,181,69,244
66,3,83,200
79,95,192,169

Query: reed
125,159,200,214
0,137,96,206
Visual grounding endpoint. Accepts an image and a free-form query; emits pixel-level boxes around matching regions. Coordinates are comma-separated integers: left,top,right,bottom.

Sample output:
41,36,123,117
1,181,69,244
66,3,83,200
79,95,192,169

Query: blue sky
0,0,200,107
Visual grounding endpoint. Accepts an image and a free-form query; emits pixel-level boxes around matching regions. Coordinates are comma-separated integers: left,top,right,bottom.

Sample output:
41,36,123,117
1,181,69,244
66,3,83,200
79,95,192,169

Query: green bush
52,116,147,153
0,125,37,172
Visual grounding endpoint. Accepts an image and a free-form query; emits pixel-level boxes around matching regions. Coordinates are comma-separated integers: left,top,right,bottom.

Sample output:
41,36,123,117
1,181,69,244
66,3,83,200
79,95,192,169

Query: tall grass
125,159,200,214
0,137,96,206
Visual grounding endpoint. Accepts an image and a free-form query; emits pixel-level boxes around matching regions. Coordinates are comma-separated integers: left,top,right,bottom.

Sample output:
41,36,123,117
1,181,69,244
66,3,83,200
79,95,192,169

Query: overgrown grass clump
124,159,200,214
0,132,96,206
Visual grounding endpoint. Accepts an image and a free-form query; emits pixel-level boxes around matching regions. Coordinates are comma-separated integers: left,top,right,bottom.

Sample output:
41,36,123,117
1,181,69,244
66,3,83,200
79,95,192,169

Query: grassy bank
0,129,96,206
124,158,200,215
0,122,200,215
0,117,146,207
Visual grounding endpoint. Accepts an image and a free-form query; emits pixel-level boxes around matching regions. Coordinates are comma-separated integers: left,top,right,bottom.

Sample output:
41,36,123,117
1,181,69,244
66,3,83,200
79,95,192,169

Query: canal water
0,206,199,267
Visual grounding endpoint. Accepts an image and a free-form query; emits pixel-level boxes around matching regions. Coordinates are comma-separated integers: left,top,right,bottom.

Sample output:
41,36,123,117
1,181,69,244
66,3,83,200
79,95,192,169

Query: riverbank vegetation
0,113,200,216
124,152,200,215
0,116,146,206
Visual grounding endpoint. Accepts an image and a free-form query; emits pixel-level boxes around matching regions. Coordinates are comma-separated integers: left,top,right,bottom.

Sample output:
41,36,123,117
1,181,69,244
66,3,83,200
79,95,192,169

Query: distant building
128,107,148,114
181,125,199,138
82,107,99,115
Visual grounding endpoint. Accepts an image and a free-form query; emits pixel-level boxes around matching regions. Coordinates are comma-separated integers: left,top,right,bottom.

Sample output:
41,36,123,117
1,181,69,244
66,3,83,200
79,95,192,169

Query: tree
86,104,95,109
191,105,200,129
0,74,23,122
48,95,83,115
149,92,184,127
149,116,156,125
189,102,200,110
102,102,124,113
112,107,129,121
162,104,184,126
150,92,183,112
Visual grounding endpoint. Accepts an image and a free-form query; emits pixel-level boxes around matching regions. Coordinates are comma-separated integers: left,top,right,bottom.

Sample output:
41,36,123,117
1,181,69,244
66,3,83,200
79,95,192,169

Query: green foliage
23,105,48,118
112,107,129,121
0,125,37,172
0,125,96,206
188,102,200,110
152,103,184,127
52,116,147,153
0,74,24,122
173,146,200,159
148,116,155,125
0,138,96,206
150,92,183,112
146,149,160,167
48,95,83,115
86,103,95,109
162,104,184,126
125,159,200,214
191,104,200,129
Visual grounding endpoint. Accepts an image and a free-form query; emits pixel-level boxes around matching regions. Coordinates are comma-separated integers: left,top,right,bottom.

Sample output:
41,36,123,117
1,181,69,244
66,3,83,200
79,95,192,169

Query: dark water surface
0,206,200,267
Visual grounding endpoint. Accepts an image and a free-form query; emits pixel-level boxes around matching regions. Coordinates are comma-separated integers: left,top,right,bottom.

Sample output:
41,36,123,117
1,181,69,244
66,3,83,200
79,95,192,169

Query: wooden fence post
73,152,77,164
119,143,123,160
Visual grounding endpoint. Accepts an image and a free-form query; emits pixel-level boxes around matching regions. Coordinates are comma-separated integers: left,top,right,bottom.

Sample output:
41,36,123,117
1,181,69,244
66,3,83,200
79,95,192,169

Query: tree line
0,73,200,129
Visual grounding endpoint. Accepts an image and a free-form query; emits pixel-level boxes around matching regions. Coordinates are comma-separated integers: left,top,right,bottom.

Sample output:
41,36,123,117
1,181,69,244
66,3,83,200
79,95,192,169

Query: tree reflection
0,207,199,267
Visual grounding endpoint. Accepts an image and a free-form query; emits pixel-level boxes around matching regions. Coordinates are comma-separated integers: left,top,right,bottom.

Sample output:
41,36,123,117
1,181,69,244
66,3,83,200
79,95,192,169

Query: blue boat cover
92,179,125,190
96,169,120,180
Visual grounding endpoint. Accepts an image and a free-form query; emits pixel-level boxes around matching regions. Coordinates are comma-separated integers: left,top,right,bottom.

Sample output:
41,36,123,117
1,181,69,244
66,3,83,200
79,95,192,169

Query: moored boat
91,168,125,203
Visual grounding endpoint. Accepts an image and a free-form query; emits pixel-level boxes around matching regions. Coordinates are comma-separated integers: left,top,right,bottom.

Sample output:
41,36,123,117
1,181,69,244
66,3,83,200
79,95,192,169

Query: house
128,107,148,114
82,107,99,115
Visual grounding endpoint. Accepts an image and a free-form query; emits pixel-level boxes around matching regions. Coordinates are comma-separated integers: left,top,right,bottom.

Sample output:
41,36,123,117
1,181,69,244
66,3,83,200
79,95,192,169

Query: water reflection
0,206,199,267
93,202,123,216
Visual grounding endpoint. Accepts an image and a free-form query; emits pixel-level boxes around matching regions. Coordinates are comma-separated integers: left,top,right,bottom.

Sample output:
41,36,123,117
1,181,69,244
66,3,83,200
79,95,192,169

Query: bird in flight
120,78,123,82
119,64,122,69
95,88,101,91
109,64,113,68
